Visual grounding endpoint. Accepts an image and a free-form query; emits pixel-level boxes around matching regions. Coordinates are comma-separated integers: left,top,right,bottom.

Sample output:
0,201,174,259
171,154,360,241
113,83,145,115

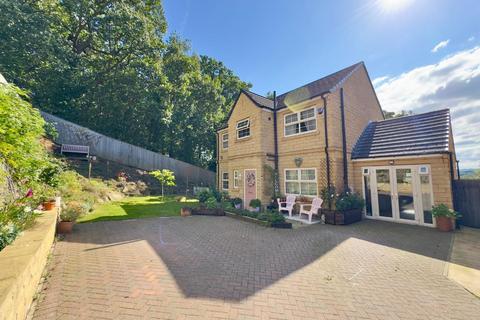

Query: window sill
235,136,252,142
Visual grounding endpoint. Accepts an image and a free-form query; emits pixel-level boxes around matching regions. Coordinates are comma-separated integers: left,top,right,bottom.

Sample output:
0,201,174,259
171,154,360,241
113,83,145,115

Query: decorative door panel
244,169,257,209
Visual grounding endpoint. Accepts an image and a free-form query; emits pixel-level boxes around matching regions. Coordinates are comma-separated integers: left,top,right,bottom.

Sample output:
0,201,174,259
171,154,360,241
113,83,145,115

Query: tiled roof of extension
352,109,451,159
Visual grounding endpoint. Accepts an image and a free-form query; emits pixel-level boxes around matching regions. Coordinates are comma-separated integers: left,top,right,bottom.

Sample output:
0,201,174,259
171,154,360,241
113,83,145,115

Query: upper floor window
284,107,317,136
236,119,250,139
222,133,229,149
222,172,229,190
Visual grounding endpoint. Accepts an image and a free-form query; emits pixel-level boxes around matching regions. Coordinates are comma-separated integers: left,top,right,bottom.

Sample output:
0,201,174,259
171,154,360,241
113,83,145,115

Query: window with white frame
222,133,228,149
285,168,317,196
284,107,317,136
236,119,250,139
222,172,229,190
233,170,239,188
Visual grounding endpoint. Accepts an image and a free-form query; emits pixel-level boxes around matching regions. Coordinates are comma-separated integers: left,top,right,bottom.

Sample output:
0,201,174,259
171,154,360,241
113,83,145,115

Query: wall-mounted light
389,160,395,165
294,157,303,167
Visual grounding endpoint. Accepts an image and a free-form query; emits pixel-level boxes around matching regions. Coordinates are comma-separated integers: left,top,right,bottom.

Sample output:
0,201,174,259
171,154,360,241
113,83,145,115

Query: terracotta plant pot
181,207,192,217
436,216,454,232
57,221,75,234
42,200,56,211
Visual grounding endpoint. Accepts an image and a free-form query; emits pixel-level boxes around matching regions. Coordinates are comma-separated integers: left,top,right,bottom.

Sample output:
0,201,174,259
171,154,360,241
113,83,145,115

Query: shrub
232,197,242,205
432,204,460,219
335,192,365,212
221,200,233,210
320,186,337,209
61,201,87,222
0,197,39,251
205,197,217,209
249,199,261,209
197,189,212,203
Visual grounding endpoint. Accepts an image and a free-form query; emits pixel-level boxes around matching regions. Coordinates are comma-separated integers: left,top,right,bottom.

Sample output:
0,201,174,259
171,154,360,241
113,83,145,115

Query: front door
244,169,257,209
364,165,434,226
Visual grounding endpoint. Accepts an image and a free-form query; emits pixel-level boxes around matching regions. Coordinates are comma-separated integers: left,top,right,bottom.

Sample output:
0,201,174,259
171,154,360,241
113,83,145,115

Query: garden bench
60,144,90,158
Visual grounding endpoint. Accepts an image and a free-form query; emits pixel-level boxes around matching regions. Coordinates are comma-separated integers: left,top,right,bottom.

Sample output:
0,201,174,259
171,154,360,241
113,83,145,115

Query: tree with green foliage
149,169,176,198
0,0,250,171
383,110,414,119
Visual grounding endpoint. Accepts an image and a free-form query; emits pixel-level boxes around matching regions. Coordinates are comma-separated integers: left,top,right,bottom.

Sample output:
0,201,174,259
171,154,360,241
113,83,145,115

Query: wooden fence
453,180,480,228
41,112,215,188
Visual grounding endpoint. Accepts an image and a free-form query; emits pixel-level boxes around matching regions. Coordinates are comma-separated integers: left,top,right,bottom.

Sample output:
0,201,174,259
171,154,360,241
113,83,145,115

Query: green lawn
78,195,199,223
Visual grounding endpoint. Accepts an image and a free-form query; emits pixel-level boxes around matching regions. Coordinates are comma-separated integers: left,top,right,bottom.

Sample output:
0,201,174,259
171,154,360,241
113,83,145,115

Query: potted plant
191,196,225,216
58,201,85,234
334,192,365,225
320,187,364,225
249,199,262,212
40,190,57,211
232,197,242,209
432,204,459,232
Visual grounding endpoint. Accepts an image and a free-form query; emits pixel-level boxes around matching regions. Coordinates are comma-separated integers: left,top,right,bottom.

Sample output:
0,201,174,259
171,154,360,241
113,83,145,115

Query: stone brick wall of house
351,155,454,209
217,93,275,204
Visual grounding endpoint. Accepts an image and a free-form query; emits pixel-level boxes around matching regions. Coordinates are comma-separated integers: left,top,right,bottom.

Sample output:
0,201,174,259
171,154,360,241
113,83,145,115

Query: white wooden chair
299,197,323,223
277,195,296,217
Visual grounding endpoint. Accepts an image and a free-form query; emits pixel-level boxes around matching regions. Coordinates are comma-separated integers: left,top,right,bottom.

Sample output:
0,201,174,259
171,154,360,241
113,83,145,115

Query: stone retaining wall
0,211,57,320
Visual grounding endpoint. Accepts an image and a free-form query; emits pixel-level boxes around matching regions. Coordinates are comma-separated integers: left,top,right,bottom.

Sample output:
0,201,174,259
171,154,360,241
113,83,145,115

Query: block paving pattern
33,217,480,319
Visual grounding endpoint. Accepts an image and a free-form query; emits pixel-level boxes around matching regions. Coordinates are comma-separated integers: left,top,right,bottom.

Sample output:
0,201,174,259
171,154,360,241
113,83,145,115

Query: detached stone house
216,62,458,227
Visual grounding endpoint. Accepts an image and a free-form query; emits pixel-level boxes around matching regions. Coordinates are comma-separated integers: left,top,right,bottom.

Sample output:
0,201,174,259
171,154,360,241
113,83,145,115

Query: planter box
322,209,362,225
225,212,270,227
191,208,225,216
271,221,293,229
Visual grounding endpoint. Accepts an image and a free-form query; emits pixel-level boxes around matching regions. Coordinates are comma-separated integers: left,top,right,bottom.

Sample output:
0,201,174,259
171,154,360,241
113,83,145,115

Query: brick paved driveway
33,217,480,319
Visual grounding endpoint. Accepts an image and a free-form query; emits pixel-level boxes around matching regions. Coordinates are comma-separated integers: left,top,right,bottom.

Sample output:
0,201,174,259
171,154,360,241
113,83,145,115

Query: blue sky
164,0,480,168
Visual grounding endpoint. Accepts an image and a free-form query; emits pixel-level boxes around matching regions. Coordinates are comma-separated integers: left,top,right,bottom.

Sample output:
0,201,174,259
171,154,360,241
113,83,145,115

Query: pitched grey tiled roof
244,62,363,110
352,109,451,159
242,90,274,108
218,62,366,131
276,62,363,109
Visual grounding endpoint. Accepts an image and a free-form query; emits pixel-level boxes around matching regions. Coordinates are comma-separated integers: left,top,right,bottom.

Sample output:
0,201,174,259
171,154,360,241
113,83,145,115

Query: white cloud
431,39,450,53
373,46,480,168
372,76,389,87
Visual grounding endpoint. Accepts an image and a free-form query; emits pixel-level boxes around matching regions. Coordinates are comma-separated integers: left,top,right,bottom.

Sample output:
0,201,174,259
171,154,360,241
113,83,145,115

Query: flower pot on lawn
57,221,75,234
181,207,192,217
435,216,454,232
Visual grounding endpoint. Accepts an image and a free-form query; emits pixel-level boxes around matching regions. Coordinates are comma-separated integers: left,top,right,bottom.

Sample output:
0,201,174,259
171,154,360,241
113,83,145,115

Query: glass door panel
376,169,393,218
395,168,416,221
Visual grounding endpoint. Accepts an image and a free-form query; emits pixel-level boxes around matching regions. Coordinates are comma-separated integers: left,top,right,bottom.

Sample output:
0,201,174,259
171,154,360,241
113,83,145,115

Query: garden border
0,210,57,320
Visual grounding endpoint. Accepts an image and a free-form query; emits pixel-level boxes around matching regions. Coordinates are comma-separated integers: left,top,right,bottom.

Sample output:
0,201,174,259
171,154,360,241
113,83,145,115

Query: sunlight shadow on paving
64,217,457,302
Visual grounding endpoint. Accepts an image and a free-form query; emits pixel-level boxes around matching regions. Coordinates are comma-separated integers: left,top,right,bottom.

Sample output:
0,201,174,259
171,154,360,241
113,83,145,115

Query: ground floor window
284,168,317,196
222,172,229,190
233,170,239,188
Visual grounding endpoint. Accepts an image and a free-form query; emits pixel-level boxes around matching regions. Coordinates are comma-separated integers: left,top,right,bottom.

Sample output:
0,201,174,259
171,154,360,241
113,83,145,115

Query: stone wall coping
0,210,57,320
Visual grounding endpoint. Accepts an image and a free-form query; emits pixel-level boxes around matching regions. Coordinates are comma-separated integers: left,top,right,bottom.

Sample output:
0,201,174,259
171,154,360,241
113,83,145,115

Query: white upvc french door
363,165,435,227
